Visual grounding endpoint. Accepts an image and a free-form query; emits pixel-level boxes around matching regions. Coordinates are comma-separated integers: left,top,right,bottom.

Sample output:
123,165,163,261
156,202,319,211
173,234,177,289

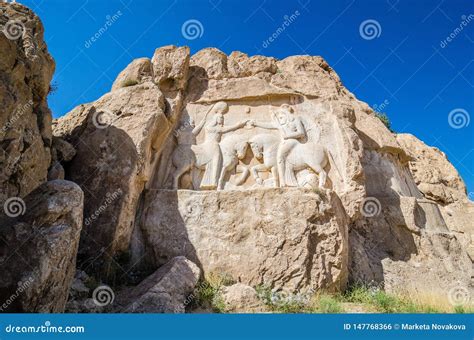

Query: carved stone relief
164,98,338,191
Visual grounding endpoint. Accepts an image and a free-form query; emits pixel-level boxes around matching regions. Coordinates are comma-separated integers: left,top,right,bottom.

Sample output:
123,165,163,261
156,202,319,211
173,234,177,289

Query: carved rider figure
192,101,249,190
252,104,307,187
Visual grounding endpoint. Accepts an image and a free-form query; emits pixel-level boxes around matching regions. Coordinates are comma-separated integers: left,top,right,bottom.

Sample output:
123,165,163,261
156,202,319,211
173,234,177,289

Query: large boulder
53,47,191,275
0,3,55,201
53,82,171,273
113,256,200,313
0,180,84,312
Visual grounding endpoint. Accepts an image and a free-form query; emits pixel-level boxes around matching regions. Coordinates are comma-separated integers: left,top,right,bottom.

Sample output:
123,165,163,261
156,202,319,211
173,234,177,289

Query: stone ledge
140,188,349,293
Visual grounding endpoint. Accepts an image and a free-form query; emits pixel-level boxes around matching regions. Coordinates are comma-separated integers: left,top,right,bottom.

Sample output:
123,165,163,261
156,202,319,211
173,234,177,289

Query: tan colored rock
227,51,277,77
151,45,190,91
272,55,345,97
190,47,229,80
221,283,267,313
114,256,200,313
0,180,84,312
111,57,153,91
141,188,349,293
396,133,468,204
0,3,55,201
53,82,172,274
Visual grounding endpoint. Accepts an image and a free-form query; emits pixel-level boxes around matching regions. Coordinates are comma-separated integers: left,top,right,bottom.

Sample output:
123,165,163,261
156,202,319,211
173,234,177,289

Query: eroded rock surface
114,256,200,313
141,188,349,293
0,180,83,312
0,3,55,201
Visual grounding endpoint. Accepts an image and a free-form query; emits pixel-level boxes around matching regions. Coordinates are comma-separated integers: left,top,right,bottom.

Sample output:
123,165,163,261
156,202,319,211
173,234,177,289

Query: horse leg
271,166,279,188
251,164,267,185
235,164,249,186
173,163,192,189
307,161,327,189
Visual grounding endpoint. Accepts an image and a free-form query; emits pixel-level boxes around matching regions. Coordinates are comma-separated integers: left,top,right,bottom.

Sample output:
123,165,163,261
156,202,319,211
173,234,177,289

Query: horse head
249,140,263,160
234,141,249,160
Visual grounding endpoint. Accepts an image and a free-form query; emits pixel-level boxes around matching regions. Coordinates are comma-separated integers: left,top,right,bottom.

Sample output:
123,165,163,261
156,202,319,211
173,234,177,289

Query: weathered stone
141,188,349,293
221,283,267,313
190,47,229,80
111,57,153,91
114,256,200,313
0,3,55,202
53,82,172,274
0,180,84,312
151,45,190,91
227,51,277,78
397,133,468,204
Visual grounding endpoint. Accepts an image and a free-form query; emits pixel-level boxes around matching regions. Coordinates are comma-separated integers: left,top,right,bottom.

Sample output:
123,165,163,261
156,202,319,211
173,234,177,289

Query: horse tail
326,149,343,181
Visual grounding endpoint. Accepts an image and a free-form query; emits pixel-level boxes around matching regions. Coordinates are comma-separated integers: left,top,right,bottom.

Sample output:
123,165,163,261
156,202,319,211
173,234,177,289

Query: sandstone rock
227,51,277,78
53,82,171,274
114,256,200,313
151,45,190,91
49,42,472,307
141,188,349,293
190,47,229,80
272,55,345,97
397,133,468,204
0,180,84,312
221,283,267,313
111,58,153,91
0,3,55,201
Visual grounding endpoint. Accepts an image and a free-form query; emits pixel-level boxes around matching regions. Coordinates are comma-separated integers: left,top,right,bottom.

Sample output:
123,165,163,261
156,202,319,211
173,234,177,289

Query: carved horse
249,134,280,187
171,137,249,190
218,136,250,190
249,133,330,189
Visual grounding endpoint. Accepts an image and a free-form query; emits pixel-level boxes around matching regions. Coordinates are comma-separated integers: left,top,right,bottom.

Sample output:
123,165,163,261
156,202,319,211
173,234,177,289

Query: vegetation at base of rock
254,284,473,313
190,272,235,313
375,112,393,132
122,79,139,87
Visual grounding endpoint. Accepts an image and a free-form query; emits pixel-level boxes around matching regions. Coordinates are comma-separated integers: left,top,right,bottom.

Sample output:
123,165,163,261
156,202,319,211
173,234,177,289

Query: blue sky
21,0,474,193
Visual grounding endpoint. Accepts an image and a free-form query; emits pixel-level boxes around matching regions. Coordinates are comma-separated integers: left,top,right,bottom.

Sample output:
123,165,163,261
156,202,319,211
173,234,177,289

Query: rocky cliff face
0,3,83,312
1,2,472,313
54,44,472,301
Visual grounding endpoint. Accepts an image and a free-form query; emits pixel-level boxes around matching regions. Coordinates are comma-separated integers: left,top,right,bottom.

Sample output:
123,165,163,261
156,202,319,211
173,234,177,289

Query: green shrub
375,112,393,132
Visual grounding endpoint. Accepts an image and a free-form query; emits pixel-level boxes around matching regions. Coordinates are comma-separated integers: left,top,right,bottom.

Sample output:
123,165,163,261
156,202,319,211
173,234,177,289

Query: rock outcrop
0,3,55,201
0,180,84,312
0,3,84,313
141,188,349,293
52,43,473,302
2,2,472,314
53,46,190,276
113,256,200,313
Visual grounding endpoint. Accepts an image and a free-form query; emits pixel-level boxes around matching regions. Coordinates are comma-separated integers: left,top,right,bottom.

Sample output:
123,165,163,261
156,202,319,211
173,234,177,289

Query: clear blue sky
21,0,474,194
